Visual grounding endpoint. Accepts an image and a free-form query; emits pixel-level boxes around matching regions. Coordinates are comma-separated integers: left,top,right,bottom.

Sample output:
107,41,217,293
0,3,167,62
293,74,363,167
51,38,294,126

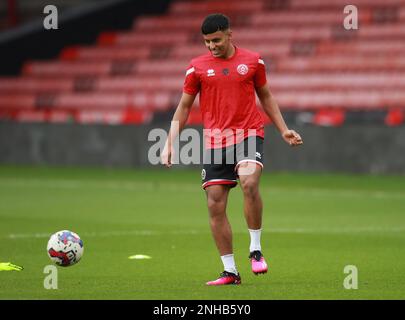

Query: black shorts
201,136,264,189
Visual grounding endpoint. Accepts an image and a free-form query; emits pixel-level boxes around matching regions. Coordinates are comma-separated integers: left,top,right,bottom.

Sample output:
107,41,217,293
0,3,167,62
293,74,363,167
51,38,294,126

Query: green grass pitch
0,165,404,299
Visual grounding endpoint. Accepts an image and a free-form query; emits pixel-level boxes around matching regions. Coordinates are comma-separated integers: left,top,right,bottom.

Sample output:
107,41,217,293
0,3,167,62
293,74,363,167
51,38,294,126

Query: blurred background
0,0,404,173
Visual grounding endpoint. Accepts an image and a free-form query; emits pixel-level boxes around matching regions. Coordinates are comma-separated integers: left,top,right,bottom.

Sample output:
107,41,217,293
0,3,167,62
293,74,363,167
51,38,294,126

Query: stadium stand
0,0,404,126
0,0,100,30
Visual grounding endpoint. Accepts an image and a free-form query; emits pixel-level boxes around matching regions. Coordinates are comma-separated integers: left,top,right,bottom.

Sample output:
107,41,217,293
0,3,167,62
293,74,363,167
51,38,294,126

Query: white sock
249,228,262,252
221,254,238,275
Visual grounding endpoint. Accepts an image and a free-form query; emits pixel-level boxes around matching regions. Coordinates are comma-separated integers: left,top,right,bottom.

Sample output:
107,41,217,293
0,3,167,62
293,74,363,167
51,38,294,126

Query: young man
162,14,303,285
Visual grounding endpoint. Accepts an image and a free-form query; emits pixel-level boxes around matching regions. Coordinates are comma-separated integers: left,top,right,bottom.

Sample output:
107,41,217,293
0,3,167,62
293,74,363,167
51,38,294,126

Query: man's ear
227,29,232,40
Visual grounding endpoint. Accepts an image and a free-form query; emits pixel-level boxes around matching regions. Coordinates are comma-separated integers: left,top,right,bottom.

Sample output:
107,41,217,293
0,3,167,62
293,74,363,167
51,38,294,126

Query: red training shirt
183,46,267,149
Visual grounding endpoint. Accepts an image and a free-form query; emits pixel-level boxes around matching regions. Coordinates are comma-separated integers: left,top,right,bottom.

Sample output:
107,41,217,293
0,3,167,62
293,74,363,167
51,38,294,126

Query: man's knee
206,186,228,216
207,195,226,212
240,177,259,197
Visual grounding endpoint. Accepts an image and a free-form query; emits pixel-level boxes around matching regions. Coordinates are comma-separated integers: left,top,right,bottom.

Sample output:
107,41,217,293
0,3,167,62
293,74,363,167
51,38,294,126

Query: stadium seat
275,56,405,72
313,109,345,126
0,94,36,110
75,109,126,125
53,93,130,110
14,110,48,122
23,61,112,77
122,109,153,124
317,40,405,55
170,0,263,14
274,90,405,110
134,15,204,31
111,31,190,46
60,46,150,61
251,10,372,26
290,0,405,9
48,110,74,123
0,77,74,93
269,73,405,90
385,109,404,126
96,76,183,92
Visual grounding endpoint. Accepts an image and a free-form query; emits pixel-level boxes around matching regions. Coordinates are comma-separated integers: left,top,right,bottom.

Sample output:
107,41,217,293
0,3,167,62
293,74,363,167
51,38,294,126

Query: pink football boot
206,271,241,286
249,251,268,275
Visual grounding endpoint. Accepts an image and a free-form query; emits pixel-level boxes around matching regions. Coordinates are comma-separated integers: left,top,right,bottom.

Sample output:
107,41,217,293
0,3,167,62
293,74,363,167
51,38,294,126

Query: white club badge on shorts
201,169,206,180
237,64,249,75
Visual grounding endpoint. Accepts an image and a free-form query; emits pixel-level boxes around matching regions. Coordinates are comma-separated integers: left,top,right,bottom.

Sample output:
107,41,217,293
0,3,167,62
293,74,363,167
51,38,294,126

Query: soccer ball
47,230,84,267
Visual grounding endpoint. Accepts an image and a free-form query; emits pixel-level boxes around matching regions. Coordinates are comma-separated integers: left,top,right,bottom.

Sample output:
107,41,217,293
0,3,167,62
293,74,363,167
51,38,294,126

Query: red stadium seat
48,110,74,123
358,24,405,40
60,46,150,61
75,109,125,124
15,110,47,122
0,94,36,110
134,15,204,31
400,7,405,21
75,109,152,124
23,61,112,77
275,56,405,72
232,26,332,42
385,109,404,126
95,76,183,92
0,77,74,93
313,109,346,126
133,60,187,76
170,0,263,14
97,32,118,46
130,92,173,111
112,31,189,46
274,90,405,110
251,10,372,27
54,93,130,110
317,40,405,55
290,0,405,9
122,109,153,124
268,73,405,90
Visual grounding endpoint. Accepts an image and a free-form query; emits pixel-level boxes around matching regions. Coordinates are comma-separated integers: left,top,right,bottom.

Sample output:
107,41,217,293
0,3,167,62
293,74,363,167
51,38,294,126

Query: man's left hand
282,130,303,147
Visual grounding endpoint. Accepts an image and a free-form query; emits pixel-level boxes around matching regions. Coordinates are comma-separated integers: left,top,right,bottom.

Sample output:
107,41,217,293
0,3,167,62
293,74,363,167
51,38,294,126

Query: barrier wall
0,122,404,174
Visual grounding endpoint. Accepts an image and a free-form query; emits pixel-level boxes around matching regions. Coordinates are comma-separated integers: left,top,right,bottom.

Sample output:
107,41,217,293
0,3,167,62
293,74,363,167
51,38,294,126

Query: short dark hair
201,13,230,35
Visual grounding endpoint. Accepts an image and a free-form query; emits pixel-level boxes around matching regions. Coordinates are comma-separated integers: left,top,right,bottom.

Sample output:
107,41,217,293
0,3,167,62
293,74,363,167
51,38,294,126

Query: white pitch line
4,226,405,240
0,177,404,199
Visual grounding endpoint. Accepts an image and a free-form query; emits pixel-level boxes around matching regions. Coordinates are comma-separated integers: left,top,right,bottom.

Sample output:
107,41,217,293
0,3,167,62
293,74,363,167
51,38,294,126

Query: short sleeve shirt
183,46,267,148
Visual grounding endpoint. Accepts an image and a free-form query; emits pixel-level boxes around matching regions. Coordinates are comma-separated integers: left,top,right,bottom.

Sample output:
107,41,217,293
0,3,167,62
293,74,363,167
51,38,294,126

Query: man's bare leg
238,162,268,274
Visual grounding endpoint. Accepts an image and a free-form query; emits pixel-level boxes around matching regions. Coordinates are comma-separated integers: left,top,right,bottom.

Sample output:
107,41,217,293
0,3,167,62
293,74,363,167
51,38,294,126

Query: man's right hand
161,144,173,168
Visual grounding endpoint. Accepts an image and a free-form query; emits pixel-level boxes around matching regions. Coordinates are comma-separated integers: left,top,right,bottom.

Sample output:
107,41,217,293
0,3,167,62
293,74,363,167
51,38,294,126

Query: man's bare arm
256,85,303,146
162,92,196,166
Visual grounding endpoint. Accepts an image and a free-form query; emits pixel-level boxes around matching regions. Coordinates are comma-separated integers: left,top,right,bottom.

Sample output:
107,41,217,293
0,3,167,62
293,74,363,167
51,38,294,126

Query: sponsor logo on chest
207,69,215,77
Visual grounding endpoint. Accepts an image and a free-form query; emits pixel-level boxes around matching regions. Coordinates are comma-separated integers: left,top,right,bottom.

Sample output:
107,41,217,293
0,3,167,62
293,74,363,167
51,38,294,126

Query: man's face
203,29,232,58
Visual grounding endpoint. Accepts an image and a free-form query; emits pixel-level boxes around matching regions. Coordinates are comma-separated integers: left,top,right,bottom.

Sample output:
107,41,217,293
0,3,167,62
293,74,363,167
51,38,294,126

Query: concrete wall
0,122,404,174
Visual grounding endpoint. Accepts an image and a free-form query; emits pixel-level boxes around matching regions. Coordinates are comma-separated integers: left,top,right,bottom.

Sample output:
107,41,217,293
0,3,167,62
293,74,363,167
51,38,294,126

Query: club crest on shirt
237,64,248,75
